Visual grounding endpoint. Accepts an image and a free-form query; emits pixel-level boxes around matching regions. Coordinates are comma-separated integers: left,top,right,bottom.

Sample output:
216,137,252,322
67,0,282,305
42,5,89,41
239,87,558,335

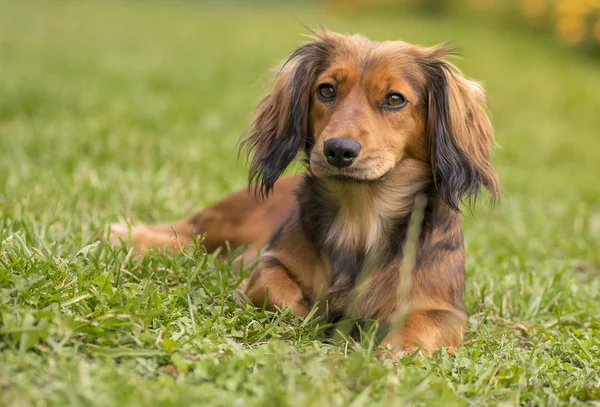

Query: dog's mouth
310,159,394,184
325,169,392,184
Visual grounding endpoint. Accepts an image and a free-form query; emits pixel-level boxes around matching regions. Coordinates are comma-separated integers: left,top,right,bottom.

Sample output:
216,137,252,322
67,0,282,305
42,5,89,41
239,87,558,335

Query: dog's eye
317,84,336,101
384,92,407,109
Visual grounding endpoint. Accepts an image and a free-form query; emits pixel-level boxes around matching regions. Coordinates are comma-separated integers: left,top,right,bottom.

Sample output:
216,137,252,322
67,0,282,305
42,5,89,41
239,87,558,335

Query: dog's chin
326,174,388,184
311,165,394,184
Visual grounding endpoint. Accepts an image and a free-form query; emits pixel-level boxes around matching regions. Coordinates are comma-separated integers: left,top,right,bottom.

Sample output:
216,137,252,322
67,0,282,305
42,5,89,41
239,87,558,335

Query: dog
109,30,499,355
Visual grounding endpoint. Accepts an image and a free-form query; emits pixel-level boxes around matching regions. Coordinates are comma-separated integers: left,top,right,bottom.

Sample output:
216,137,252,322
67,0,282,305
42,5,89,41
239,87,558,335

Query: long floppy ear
240,37,330,198
422,46,500,212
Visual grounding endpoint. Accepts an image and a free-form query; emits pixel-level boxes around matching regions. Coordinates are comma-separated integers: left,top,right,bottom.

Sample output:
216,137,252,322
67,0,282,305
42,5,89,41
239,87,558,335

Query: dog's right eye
317,84,336,101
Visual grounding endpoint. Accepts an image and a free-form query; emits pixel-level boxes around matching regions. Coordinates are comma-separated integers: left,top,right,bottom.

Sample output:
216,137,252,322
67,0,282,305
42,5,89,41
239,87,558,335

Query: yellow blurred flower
556,0,590,16
594,20,600,44
585,0,600,8
461,0,600,49
520,0,547,19
556,15,587,44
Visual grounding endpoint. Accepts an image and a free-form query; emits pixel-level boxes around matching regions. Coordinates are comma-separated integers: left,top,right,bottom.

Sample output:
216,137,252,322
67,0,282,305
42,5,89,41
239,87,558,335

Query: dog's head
241,30,499,211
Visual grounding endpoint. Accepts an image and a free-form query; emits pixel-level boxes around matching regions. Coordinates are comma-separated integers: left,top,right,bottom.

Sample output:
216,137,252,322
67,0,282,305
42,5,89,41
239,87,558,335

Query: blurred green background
1,0,599,405
1,0,600,214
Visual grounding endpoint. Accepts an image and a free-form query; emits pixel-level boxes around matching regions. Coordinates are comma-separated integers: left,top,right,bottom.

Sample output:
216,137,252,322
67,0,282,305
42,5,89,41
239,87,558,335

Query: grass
1,1,599,405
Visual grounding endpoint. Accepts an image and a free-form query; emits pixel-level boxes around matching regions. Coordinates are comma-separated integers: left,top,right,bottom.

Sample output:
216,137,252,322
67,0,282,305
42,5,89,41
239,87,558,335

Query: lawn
1,1,599,406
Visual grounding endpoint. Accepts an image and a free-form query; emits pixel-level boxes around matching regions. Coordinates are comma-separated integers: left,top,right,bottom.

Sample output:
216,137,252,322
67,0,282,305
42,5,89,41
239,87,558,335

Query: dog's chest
325,188,395,251
324,199,400,318
298,178,414,319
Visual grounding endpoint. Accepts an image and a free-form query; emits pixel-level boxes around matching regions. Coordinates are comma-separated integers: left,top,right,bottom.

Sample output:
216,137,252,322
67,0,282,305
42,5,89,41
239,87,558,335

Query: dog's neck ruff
297,161,433,287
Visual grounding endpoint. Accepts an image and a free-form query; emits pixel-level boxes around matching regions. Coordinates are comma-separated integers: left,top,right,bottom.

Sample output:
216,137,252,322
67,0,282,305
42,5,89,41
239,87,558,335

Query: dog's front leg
238,209,324,317
382,308,467,356
240,258,311,317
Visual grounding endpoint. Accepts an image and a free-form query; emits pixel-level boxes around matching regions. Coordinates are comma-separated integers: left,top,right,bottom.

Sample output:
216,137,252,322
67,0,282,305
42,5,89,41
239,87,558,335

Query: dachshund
109,30,499,355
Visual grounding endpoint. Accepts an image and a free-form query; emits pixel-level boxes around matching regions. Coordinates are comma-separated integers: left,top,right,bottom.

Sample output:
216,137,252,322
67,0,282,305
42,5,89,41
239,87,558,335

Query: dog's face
243,31,499,211
308,40,428,183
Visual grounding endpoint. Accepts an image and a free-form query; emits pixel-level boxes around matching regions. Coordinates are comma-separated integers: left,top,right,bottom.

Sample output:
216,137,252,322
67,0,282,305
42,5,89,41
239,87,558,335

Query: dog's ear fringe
422,45,500,212
238,32,332,199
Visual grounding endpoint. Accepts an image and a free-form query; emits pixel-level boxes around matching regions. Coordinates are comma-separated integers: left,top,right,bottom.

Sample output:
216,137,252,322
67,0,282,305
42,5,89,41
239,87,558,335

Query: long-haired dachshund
110,30,499,355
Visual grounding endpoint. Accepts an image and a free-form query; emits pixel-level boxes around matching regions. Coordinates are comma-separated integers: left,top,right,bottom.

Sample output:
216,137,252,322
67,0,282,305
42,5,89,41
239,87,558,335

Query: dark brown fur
109,30,499,355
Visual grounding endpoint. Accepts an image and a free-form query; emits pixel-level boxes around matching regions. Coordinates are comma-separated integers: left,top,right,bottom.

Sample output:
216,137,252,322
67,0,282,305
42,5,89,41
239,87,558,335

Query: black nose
323,138,361,169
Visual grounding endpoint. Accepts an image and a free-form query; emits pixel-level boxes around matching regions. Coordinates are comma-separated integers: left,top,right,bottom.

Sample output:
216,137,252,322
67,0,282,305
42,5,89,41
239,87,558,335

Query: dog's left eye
384,92,407,109
317,84,336,101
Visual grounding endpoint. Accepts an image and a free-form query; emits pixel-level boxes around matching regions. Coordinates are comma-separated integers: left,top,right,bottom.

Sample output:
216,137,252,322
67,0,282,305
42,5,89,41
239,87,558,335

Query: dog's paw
106,222,134,245
107,223,128,241
105,222,183,253
105,222,153,251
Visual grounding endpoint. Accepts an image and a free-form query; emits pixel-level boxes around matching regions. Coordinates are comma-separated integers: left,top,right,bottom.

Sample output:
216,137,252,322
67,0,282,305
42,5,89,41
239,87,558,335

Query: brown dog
110,30,499,355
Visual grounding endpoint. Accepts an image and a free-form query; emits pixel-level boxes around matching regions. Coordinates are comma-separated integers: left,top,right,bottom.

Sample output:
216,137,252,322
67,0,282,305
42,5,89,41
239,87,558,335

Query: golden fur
109,30,499,356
